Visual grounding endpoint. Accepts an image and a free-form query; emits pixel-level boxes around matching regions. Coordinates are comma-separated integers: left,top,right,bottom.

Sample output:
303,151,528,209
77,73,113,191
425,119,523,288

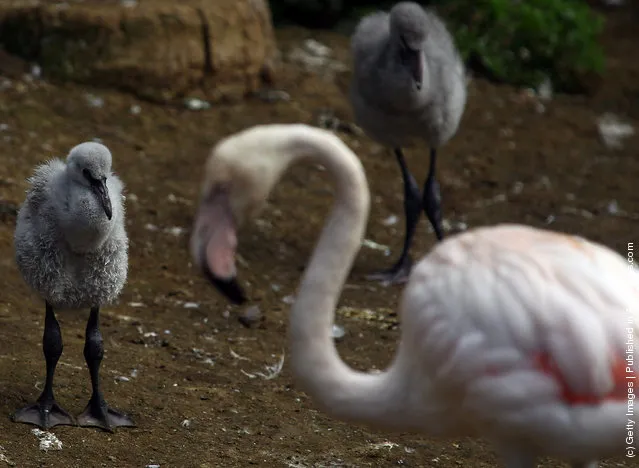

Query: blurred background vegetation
269,0,606,94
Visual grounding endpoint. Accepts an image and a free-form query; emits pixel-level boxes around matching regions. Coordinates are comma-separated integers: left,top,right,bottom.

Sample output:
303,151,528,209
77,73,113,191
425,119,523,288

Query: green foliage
436,0,605,92
267,0,605,92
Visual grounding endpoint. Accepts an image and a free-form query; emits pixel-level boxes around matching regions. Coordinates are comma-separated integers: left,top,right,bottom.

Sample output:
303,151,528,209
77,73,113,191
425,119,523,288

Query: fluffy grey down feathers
14,143,128,309
350,3,467,149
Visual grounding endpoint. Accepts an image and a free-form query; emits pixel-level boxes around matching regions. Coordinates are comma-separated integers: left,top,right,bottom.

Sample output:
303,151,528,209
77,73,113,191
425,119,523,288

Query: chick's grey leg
423,148,444,241
366,148,421,285
13,301,75,428
77,306,135,431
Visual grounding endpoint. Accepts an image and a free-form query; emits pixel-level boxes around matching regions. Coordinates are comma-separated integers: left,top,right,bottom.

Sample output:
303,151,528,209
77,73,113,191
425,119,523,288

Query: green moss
430,0,605,93
269,0,605,93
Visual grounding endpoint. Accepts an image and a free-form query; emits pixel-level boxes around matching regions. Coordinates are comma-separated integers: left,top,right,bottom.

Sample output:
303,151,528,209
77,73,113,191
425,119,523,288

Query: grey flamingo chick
13,142,134,432
350,1,467,283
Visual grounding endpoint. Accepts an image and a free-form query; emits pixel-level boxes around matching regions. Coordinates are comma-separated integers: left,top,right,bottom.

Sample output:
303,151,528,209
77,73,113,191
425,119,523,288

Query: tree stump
0,0,277,102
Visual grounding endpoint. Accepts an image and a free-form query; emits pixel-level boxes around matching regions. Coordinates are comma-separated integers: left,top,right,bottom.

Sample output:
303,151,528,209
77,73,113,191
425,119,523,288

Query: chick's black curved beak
201,258,247,305
400,42,424,90
91,179,113,220
408,49,424,90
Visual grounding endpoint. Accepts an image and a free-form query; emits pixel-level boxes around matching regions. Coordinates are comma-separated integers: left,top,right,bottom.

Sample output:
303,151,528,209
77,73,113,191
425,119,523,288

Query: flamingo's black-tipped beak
202,262,247,305
91,178,113,220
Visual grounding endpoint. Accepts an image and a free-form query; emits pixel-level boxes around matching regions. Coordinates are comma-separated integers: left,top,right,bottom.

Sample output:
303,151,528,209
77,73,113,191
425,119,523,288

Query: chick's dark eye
82,168,92,180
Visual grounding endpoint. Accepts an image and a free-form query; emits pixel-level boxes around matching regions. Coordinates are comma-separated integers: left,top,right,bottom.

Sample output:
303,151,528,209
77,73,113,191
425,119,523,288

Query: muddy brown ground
1,5,638,468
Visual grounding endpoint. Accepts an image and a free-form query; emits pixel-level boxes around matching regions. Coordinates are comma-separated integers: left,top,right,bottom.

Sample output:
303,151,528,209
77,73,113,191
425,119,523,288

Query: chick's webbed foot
77,395,135,432
365,253,413,285
13,399,75,429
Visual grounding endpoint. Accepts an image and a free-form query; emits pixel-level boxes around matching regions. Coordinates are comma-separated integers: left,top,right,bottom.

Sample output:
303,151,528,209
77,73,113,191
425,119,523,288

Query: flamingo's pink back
397,224,638,458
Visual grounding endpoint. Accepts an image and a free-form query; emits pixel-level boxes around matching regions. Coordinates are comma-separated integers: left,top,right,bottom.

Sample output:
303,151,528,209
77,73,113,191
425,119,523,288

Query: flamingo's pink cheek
196,188,238,280
205,222,237,280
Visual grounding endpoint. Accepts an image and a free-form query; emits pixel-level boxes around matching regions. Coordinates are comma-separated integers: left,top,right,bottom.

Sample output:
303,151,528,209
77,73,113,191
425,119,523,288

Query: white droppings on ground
370,441,399,450
191,348,216,366
287,39,347,79
302,39,331,57
240,353,285,380
607,199,619,215
0,445,15,466
536,77,553,101
361,239,390,256
230,348,251,361
164,226,186,237
184,97,210,110
183,302,200,309
84,93,104,108
59,362,84,371
381,214,398,226
127,302,145,308
144,223,186,236
597,113,634,149
282,295,295,305
331,324,346,340
180,419,191,428
31,429,62,452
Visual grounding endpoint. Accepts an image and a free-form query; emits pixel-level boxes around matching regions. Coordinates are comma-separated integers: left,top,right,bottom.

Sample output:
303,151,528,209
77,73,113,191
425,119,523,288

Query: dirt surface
0,5,638,468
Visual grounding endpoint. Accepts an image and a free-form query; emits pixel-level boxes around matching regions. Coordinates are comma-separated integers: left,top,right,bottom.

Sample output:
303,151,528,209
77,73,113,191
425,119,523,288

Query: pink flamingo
190,123,639,468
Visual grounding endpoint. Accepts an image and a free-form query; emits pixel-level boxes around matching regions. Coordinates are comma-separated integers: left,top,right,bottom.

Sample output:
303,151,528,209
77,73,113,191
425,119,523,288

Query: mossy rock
0,0,278,102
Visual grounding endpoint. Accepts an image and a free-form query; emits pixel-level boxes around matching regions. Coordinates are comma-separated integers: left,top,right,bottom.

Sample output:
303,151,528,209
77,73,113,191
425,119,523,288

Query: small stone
85,93,104,108
257,89,290,102
238,305,262,328
331,324,345,340
184,98,210,111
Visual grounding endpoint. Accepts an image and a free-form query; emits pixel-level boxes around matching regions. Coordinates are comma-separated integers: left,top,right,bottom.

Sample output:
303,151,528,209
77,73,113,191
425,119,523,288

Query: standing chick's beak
399,34,425,91
92,178,113,220
408,49,424,90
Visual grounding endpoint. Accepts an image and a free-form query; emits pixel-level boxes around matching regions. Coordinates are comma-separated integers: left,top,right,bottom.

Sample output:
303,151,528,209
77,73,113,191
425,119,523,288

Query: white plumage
191,123,638,467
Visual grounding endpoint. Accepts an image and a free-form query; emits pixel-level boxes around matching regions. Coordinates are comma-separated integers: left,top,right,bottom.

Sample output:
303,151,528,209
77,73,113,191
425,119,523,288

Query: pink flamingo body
191,124,639,467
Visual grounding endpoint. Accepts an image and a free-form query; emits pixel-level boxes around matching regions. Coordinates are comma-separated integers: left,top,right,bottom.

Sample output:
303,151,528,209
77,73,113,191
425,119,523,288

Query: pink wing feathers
397,225,638,455
402,224,638,412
